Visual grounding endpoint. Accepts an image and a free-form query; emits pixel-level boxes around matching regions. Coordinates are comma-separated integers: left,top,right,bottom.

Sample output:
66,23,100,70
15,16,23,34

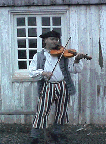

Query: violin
50,45,92,60
47,37,92,81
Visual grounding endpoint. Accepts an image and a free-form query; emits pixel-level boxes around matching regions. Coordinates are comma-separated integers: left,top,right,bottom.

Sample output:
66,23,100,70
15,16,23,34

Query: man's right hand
42,71,53,79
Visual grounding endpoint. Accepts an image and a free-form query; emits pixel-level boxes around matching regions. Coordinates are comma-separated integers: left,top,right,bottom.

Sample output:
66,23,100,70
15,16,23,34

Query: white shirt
29,49,83,82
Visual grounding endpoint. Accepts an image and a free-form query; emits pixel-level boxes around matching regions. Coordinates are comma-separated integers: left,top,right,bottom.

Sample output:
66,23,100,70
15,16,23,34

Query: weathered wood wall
0,5,106,124
0,0,106,6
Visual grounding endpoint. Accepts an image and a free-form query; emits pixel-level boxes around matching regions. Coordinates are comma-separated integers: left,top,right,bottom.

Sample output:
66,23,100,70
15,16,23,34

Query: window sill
12,72,38,82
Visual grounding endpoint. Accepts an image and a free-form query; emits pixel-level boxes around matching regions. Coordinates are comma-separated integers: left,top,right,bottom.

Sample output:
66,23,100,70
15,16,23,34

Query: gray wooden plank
0,0,106,6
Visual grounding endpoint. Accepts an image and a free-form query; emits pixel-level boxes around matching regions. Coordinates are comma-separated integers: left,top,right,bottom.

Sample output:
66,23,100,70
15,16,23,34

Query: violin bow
47,37,71,81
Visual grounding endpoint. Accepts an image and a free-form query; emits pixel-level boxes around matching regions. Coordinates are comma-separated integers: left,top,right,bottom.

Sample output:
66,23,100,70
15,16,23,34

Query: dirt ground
0,123,106,144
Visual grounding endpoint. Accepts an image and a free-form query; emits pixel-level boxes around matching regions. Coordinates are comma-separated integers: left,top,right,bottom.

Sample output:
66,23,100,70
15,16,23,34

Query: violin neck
83,54,92,60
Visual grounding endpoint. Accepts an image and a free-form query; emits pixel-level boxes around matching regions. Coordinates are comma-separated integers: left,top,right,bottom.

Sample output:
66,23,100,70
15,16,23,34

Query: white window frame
9,6,70,81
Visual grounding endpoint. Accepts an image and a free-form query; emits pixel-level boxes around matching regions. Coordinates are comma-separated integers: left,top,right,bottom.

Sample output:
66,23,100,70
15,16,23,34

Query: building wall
0,26,1,110
0,5,106,124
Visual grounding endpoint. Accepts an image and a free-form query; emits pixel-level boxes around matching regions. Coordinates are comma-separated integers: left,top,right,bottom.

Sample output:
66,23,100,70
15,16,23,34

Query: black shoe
31,138,39,144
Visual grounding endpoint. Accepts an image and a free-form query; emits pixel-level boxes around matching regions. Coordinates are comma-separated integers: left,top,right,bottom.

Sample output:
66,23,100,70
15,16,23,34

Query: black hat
39,30,60,39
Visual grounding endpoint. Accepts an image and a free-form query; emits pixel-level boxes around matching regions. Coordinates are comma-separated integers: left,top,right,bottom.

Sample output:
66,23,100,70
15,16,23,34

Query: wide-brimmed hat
39,30,60,39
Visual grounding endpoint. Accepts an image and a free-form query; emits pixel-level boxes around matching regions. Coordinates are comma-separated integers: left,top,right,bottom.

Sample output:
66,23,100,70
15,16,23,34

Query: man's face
44,37,59,49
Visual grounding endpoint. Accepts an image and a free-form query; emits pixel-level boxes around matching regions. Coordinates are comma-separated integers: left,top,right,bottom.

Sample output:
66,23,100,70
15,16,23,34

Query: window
14,15,63,71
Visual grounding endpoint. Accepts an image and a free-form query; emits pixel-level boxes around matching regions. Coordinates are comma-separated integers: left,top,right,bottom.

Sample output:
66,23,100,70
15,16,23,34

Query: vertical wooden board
104,86,106,123
101,86,105,124
77,6,88,53
98,85,105,124
99,5,106,62
0,25,1,85
30,82,38,124
77,6,91,124
96,81,101,124
19,82,25,124
24,82,32,111
70,6,78,51
96,87,100,124
89,6,99,71
70,6,84,124
69,6,79,124
2,83,15,124
84,6,96,124
98,73,106,124
96,74,106,124
81,6,92,124
13,82,24,110
15,82,25,124
97,85,102,124
73,75,79,124
1,8,15,123
0,85,1,110
13,82,22,123
99,5,106,118
89,70,97,124
88,5,106,124
68,95,76,124
32,82,38,112
97,5,105,73
24,82,32,123
88,6,100,124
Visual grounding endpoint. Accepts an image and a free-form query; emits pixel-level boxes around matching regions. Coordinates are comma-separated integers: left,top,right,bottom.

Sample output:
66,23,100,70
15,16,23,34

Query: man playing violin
29,30,84,143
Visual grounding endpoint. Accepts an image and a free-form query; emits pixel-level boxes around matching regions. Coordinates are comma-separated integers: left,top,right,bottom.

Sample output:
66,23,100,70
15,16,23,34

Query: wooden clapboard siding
0,0,106,6
95,5,106,124
68,6,79,124
12,82,38,124
0,8,14,123
69,5,106,124
1,82,38,124
0,85,1,111
0,5,106,124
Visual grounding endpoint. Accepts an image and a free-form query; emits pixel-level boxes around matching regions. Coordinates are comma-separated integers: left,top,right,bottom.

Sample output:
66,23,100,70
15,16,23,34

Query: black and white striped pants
33,80,69,129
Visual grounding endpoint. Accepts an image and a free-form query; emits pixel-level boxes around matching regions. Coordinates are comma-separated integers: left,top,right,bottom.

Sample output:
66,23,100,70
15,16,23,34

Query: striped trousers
33,80,69,129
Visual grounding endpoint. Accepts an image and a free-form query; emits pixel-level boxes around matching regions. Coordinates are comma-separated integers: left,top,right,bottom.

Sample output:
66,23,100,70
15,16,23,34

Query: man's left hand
74,53,84,63
75,53,84,61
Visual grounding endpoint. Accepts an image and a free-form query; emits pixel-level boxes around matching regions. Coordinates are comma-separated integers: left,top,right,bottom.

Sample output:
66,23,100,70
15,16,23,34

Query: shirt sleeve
68,57,83,73
29,54,44,79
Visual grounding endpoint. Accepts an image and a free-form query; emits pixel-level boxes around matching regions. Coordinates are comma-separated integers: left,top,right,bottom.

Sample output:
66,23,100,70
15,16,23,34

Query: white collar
44,48,50,53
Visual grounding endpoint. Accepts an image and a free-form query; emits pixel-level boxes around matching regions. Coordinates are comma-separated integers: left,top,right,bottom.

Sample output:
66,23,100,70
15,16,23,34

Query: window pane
17,17,25,26
42,28,50,34
18,39,26,48
29,50,37,59
18,61,27,69
53,28,61,36
28,17,36,26
17,28,26,37
29,39,37,48
29,61,31,65
18,50,27,59
52,17,61,26
42,17,50,26
28,28,37,37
